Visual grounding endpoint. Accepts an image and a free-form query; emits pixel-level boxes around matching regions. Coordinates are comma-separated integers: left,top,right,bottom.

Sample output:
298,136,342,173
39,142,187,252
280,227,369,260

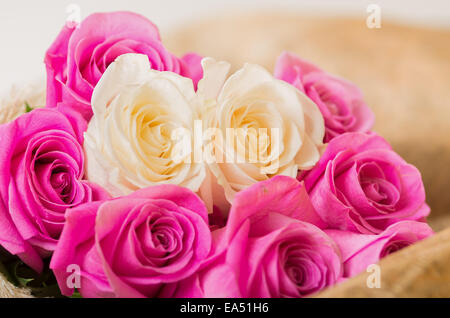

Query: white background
1,0,449,94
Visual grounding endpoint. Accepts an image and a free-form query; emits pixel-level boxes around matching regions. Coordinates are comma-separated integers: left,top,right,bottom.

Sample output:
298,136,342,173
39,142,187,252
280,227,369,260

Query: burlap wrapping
316,227,450,297
0,12,449,297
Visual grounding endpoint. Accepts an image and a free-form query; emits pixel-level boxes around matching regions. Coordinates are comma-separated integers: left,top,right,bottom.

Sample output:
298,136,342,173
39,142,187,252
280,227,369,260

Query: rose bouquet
0,11,433,298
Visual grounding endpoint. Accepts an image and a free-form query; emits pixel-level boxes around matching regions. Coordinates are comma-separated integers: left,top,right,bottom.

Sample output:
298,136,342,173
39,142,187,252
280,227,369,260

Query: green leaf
17,276,34,287
0,251,65,297
71,290,82,298
31,283,64,298
13,262,34,287
11,260,36,287
0,260,13,283
25,102,33,113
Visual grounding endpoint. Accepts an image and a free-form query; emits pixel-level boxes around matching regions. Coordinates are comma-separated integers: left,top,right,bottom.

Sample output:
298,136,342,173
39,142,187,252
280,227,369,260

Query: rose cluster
0,12,433,298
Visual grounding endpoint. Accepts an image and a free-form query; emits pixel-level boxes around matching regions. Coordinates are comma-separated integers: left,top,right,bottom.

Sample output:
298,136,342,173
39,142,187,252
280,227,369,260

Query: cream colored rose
0,80,45,124
197,58,325,209
84,53,204,197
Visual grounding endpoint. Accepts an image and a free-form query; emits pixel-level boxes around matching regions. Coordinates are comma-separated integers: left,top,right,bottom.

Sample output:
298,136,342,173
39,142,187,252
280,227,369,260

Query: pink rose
178,176,342,298
45,11,202,120
274,52,374,142
301,132,430,234
50,185,211,298
326,221,434,277
0,109,108,273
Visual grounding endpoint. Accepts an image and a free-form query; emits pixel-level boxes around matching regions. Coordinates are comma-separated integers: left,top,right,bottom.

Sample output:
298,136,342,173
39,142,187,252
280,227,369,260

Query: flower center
280,243,325,297
49,167,73,202
358,162,400,209
228,101,282,166
134,210,184,266
28,133,83,208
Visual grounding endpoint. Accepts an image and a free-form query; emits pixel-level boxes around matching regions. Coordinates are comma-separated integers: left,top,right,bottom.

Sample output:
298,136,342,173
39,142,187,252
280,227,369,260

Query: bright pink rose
326,221,433,277
50,185,211,298
0,109,108,273
301,132,430,234
177,176,342,298
274,52,374,142
45,11,202,120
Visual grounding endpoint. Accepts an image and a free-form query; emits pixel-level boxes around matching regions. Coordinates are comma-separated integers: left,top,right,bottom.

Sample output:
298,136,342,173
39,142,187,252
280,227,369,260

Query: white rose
84,53,205,196
197,58,325,211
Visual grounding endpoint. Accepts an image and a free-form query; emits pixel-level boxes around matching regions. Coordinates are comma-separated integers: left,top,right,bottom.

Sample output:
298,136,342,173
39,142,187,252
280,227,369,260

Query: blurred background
1,0,449,230
1,0,449,93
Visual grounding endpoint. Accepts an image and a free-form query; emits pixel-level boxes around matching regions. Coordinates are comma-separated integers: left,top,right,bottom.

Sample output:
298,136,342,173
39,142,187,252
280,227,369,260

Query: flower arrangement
0,11,433,298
